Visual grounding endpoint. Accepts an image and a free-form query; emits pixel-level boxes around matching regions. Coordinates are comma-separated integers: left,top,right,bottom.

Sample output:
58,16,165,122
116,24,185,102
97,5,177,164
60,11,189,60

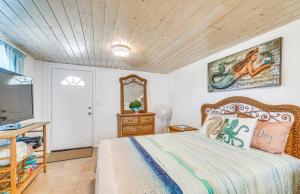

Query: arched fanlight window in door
60,76,85,86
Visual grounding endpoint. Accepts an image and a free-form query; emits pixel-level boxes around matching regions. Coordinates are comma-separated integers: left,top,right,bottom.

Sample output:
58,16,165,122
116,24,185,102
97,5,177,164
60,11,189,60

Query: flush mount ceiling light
111,44,131,57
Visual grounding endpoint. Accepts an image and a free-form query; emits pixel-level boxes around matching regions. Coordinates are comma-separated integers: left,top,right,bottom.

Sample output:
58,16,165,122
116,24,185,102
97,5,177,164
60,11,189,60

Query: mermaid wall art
208,38,282,92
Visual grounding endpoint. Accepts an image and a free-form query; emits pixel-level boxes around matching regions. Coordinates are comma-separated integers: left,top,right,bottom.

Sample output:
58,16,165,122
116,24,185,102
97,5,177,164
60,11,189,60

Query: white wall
23,56,43,122
22,56,51,151
35,62,171,148
168,19,300,129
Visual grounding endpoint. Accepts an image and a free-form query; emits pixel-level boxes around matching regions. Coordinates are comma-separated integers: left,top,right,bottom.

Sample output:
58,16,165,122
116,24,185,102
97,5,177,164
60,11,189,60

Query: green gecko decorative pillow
220,117,258,150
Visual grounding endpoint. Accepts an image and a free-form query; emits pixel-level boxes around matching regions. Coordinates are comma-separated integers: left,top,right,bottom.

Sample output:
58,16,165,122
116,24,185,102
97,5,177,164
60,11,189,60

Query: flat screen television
0,67,34,126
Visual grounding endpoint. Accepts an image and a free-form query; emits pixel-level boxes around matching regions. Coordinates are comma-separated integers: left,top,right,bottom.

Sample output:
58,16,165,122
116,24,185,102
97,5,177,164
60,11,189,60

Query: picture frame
208,38,282,92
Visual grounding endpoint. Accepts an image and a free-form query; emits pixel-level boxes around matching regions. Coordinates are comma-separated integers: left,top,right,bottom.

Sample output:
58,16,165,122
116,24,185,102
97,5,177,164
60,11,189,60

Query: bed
96,96,300,194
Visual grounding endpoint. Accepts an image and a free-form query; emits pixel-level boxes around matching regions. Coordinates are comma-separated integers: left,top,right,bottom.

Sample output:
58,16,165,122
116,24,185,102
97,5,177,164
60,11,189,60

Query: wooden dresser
117,112,155,137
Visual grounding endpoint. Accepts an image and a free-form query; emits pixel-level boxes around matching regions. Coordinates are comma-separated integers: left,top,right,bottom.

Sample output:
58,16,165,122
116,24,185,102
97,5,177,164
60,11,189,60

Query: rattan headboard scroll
201,96,300,159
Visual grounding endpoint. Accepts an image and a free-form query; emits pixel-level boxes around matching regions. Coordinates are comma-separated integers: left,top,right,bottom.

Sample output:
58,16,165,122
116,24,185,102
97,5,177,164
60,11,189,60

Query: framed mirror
119,74,147,113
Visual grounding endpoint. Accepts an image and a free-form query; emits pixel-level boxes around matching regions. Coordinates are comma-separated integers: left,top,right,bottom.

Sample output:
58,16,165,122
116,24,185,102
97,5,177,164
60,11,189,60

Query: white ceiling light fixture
111,44,131,57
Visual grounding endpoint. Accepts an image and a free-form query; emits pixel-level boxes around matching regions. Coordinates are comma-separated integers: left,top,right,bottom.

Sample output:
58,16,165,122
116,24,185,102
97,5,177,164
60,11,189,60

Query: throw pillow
217,114,237,139
199,115,225,139
220,117,258,150
251,121,293,154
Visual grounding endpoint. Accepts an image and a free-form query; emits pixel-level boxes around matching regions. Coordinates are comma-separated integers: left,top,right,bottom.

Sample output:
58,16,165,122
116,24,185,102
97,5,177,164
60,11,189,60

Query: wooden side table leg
43,125,47,173
10,137,17,194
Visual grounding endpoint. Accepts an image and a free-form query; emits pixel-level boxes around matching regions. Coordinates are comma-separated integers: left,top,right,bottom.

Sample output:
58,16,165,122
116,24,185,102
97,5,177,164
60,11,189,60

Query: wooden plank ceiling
0,0,300,73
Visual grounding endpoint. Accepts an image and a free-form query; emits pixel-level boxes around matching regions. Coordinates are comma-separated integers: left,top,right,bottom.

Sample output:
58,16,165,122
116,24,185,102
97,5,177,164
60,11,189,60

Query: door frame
47,64,96,152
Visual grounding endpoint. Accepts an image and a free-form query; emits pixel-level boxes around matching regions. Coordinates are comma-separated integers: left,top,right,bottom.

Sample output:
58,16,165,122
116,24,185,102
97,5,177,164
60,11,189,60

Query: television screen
0,67,33,126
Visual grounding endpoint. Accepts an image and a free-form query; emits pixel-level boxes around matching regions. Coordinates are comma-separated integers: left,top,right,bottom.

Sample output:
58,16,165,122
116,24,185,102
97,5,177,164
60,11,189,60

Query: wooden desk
0,122,49,194
169,125,198,133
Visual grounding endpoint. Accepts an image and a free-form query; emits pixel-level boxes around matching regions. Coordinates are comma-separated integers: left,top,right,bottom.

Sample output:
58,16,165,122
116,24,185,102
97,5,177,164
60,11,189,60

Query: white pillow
220,117,258,150
199,115,226,139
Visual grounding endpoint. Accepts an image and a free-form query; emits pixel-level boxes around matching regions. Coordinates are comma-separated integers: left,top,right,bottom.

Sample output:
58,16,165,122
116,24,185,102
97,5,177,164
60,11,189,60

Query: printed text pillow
251,121,293,154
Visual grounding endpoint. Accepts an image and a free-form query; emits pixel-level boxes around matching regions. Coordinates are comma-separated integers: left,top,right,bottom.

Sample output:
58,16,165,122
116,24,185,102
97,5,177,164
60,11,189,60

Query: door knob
88,107,92,109
88,112,92,115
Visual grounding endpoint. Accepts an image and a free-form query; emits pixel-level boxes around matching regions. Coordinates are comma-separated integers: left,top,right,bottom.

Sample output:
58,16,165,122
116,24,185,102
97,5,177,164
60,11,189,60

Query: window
0,40,25,74
0,43,9,70
60,76,85,86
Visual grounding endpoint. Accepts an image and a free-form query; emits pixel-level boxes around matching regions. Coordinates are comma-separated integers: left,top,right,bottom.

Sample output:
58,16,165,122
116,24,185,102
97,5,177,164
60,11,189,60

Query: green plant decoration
129,100,142,111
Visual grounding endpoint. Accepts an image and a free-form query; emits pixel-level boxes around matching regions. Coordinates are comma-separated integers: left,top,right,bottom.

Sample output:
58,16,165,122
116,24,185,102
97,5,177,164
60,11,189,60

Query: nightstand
169,125,198,133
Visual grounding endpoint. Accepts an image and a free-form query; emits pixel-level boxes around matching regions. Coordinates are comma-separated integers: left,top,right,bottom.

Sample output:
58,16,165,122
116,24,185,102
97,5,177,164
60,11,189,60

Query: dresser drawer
140,116,153,124
122,116,139,125
122,125,153,135
140,125,153,133
122,126,139,134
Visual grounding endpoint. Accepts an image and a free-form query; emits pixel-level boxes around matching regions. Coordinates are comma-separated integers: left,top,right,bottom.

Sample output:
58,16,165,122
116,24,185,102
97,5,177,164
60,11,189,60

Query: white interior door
52,68,93,150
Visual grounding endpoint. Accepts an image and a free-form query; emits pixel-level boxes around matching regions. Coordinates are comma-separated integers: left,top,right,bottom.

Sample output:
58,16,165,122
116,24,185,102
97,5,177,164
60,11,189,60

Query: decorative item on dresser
169,125,198,133
118,74,155,137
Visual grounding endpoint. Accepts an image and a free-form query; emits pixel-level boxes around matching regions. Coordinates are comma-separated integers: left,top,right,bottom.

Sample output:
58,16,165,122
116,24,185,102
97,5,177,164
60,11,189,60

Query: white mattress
96,140,117,194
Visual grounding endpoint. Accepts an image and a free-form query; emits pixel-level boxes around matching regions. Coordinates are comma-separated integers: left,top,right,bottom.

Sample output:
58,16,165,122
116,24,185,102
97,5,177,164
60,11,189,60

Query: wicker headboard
201,96,300,159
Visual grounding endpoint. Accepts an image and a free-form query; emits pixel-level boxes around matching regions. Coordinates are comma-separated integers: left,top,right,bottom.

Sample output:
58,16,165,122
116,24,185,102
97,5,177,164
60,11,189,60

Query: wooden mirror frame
119,74,147,113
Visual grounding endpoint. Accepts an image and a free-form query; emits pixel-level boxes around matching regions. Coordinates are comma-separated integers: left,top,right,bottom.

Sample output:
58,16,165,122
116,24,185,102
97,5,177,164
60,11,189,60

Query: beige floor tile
49,184,77,194
24,154,96,194
47,161,66,171
23,190,50,194
53,173,80,187
75,182,93,194
81,163,95,172
45,167,81,179
64,158,90,167
23,179,54,194
79,171,96,182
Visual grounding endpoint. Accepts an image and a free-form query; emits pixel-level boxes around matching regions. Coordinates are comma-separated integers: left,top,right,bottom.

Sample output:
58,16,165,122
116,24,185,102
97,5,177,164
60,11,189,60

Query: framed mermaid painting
208,38,282,92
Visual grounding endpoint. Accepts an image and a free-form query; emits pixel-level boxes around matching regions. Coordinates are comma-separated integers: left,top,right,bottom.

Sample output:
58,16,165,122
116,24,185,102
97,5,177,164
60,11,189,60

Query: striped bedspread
96,132,300,194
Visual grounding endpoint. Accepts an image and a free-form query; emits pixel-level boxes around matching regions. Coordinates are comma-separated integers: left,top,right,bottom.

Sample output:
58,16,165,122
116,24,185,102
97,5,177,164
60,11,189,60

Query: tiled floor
23,155,96,194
